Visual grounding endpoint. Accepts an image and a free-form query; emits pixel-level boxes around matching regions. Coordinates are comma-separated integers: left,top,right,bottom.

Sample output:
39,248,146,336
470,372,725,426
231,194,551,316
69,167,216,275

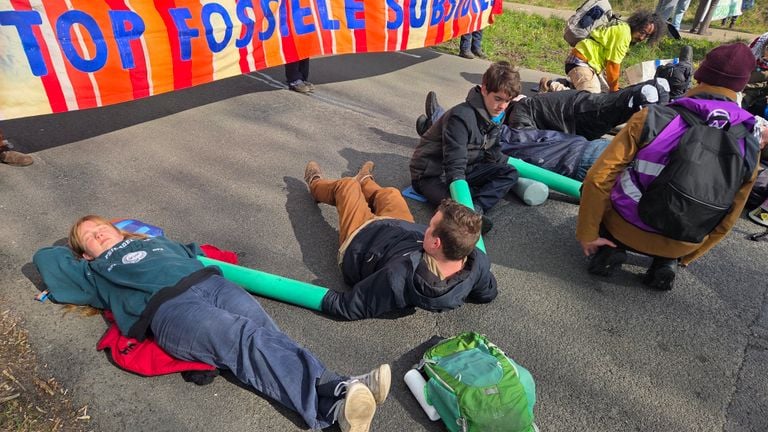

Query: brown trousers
310,177,414,245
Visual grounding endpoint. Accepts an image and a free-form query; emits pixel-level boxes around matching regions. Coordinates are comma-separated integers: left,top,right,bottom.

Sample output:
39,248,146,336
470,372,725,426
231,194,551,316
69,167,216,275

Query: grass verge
0,307,92,432
439,10,748,86
525,0,767,35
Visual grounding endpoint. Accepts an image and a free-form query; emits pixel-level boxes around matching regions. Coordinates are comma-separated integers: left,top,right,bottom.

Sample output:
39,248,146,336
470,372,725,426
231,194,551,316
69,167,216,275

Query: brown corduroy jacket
576,84,759,266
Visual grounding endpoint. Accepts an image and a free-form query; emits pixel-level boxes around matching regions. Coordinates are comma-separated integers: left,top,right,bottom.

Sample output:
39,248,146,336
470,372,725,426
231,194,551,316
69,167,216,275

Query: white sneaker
348,364,391,405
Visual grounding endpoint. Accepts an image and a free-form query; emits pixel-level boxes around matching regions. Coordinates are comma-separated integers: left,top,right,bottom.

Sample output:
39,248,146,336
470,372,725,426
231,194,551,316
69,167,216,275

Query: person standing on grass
656,0,691,30
459,30,486,60
561,10,665,93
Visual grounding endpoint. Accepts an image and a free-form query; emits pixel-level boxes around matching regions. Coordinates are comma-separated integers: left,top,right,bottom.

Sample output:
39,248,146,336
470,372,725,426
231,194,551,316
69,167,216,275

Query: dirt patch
0,308,93,431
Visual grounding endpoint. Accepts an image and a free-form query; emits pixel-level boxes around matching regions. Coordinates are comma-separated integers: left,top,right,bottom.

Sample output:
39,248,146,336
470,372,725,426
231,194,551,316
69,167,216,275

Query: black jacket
321,219,497,320
507,78,670,140
410,86,505,183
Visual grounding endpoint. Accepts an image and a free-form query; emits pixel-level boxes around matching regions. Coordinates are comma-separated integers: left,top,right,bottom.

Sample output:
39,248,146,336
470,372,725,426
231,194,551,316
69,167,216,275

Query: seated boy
409,61,520,233
304,160,497,321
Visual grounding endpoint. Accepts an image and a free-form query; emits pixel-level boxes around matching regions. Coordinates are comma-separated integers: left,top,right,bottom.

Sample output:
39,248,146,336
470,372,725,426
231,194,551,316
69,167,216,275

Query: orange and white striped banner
0,0,500,120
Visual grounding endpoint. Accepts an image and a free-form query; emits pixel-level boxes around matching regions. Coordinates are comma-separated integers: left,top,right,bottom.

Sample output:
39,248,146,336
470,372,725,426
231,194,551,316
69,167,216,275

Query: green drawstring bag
420,332,536,432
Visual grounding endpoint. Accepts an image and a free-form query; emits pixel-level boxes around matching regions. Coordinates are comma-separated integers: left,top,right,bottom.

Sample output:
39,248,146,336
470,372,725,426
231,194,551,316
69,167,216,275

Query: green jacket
33,236,214,340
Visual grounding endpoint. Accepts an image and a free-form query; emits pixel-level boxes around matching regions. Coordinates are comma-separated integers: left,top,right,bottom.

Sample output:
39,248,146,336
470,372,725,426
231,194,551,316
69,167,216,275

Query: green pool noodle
448,179,486,253
507,157,582,198
197,256,327,311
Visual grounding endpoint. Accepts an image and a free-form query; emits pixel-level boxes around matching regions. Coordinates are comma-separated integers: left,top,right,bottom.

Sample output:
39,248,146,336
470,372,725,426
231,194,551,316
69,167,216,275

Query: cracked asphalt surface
1,49,766,431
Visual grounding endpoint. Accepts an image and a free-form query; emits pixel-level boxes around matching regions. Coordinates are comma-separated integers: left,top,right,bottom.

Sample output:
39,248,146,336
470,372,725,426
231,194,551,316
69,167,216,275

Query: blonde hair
64,215,147,316
68,215,146,259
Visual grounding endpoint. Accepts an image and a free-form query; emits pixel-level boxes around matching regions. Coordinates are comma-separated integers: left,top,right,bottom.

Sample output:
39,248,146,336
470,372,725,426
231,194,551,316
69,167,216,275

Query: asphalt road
1,49,767,431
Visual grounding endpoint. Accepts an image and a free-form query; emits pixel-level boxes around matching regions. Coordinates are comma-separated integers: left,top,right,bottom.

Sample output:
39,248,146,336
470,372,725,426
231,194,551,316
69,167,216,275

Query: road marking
395,51,421,58
244,71,384,119
244,72,287,90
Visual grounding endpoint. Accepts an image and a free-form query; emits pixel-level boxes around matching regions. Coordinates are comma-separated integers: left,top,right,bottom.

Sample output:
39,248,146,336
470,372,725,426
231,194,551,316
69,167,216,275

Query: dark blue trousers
151,275,343,429
285,59,310,84
414,161,518,213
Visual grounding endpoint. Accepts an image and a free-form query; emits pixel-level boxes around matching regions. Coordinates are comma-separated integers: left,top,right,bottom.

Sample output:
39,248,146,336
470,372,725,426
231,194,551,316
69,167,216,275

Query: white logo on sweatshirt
122,251,147,264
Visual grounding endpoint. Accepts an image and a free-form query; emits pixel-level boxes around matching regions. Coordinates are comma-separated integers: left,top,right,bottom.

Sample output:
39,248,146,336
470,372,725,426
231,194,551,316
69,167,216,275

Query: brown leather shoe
538,77,550,93
304,161,322,186
355,161,374,183
0,149,33,166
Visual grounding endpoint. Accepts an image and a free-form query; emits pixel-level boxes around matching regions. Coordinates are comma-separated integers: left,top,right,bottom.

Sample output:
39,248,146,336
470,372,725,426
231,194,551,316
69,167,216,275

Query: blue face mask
492,111,505,124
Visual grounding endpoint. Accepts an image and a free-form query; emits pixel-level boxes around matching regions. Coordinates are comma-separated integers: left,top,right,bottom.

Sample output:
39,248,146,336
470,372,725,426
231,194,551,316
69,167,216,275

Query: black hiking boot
587,246,627,277
642,258,677,291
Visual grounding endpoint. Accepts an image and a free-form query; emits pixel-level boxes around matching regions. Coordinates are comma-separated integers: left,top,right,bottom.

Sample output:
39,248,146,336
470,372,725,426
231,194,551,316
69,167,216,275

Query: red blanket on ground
96,244,236,376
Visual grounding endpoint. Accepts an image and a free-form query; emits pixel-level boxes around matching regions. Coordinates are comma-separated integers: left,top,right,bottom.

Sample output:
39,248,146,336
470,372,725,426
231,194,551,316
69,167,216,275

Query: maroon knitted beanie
693,43,754,92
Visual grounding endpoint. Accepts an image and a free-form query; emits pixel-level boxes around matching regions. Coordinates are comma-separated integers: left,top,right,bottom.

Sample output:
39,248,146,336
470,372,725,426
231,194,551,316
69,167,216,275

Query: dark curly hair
626,10,666,45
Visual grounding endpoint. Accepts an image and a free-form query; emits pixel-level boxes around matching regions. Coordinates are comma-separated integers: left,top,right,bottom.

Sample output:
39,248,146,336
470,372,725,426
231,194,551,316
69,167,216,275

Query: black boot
416,115,430,136
425,91,438,121
587,246,627,277
473,206,493,235
480,215,493,235
642,257,677,291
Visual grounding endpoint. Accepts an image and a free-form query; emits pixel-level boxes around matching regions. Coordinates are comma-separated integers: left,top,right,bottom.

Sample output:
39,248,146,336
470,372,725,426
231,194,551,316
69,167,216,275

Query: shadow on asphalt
21,262,45,294
20,237,69,294
389,335,444,430
367,126,417,150
0,50,441,154
216,370,309,430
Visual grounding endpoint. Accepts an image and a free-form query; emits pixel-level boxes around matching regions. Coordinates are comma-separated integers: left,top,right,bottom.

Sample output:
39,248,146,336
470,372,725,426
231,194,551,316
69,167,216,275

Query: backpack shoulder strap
670,105,706,128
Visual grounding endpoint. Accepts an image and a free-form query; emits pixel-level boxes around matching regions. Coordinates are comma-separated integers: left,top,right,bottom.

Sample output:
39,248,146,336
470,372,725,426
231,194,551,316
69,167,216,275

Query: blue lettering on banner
259,0,278,41
317,0,341,30
291,0,315,35
0,1,483,76
57,10,108,73
345,0,365,29
385,0,403,30
109,10,146,69
278,0,290,37
0,10,46,76
409,0,427,28
169,7,200,61
202,3,233,53
430,0,444,26
444,0,456,22
235,0,256,48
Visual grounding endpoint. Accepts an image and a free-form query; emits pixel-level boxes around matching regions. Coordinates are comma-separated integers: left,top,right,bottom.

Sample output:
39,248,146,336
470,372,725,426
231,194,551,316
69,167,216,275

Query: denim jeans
460,31,483,52
575,138,610,181
151,275,343,429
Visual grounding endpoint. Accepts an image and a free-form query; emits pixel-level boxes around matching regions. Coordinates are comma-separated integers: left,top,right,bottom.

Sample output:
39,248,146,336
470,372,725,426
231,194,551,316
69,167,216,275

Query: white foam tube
512,178,549,206
404,369,440,421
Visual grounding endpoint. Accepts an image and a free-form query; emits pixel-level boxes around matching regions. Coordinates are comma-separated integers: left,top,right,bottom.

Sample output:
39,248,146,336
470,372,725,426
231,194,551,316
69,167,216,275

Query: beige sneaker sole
370,364,391,405
341,383,376,432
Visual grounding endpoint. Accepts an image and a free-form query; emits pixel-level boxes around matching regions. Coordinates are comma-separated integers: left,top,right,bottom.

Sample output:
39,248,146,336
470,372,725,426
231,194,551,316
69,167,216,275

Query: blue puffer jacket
500,126,590,179
321,219,497,320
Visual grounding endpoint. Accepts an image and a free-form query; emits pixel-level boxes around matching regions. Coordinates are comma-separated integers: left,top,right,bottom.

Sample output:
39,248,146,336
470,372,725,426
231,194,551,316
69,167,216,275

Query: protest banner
0,0,500,120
